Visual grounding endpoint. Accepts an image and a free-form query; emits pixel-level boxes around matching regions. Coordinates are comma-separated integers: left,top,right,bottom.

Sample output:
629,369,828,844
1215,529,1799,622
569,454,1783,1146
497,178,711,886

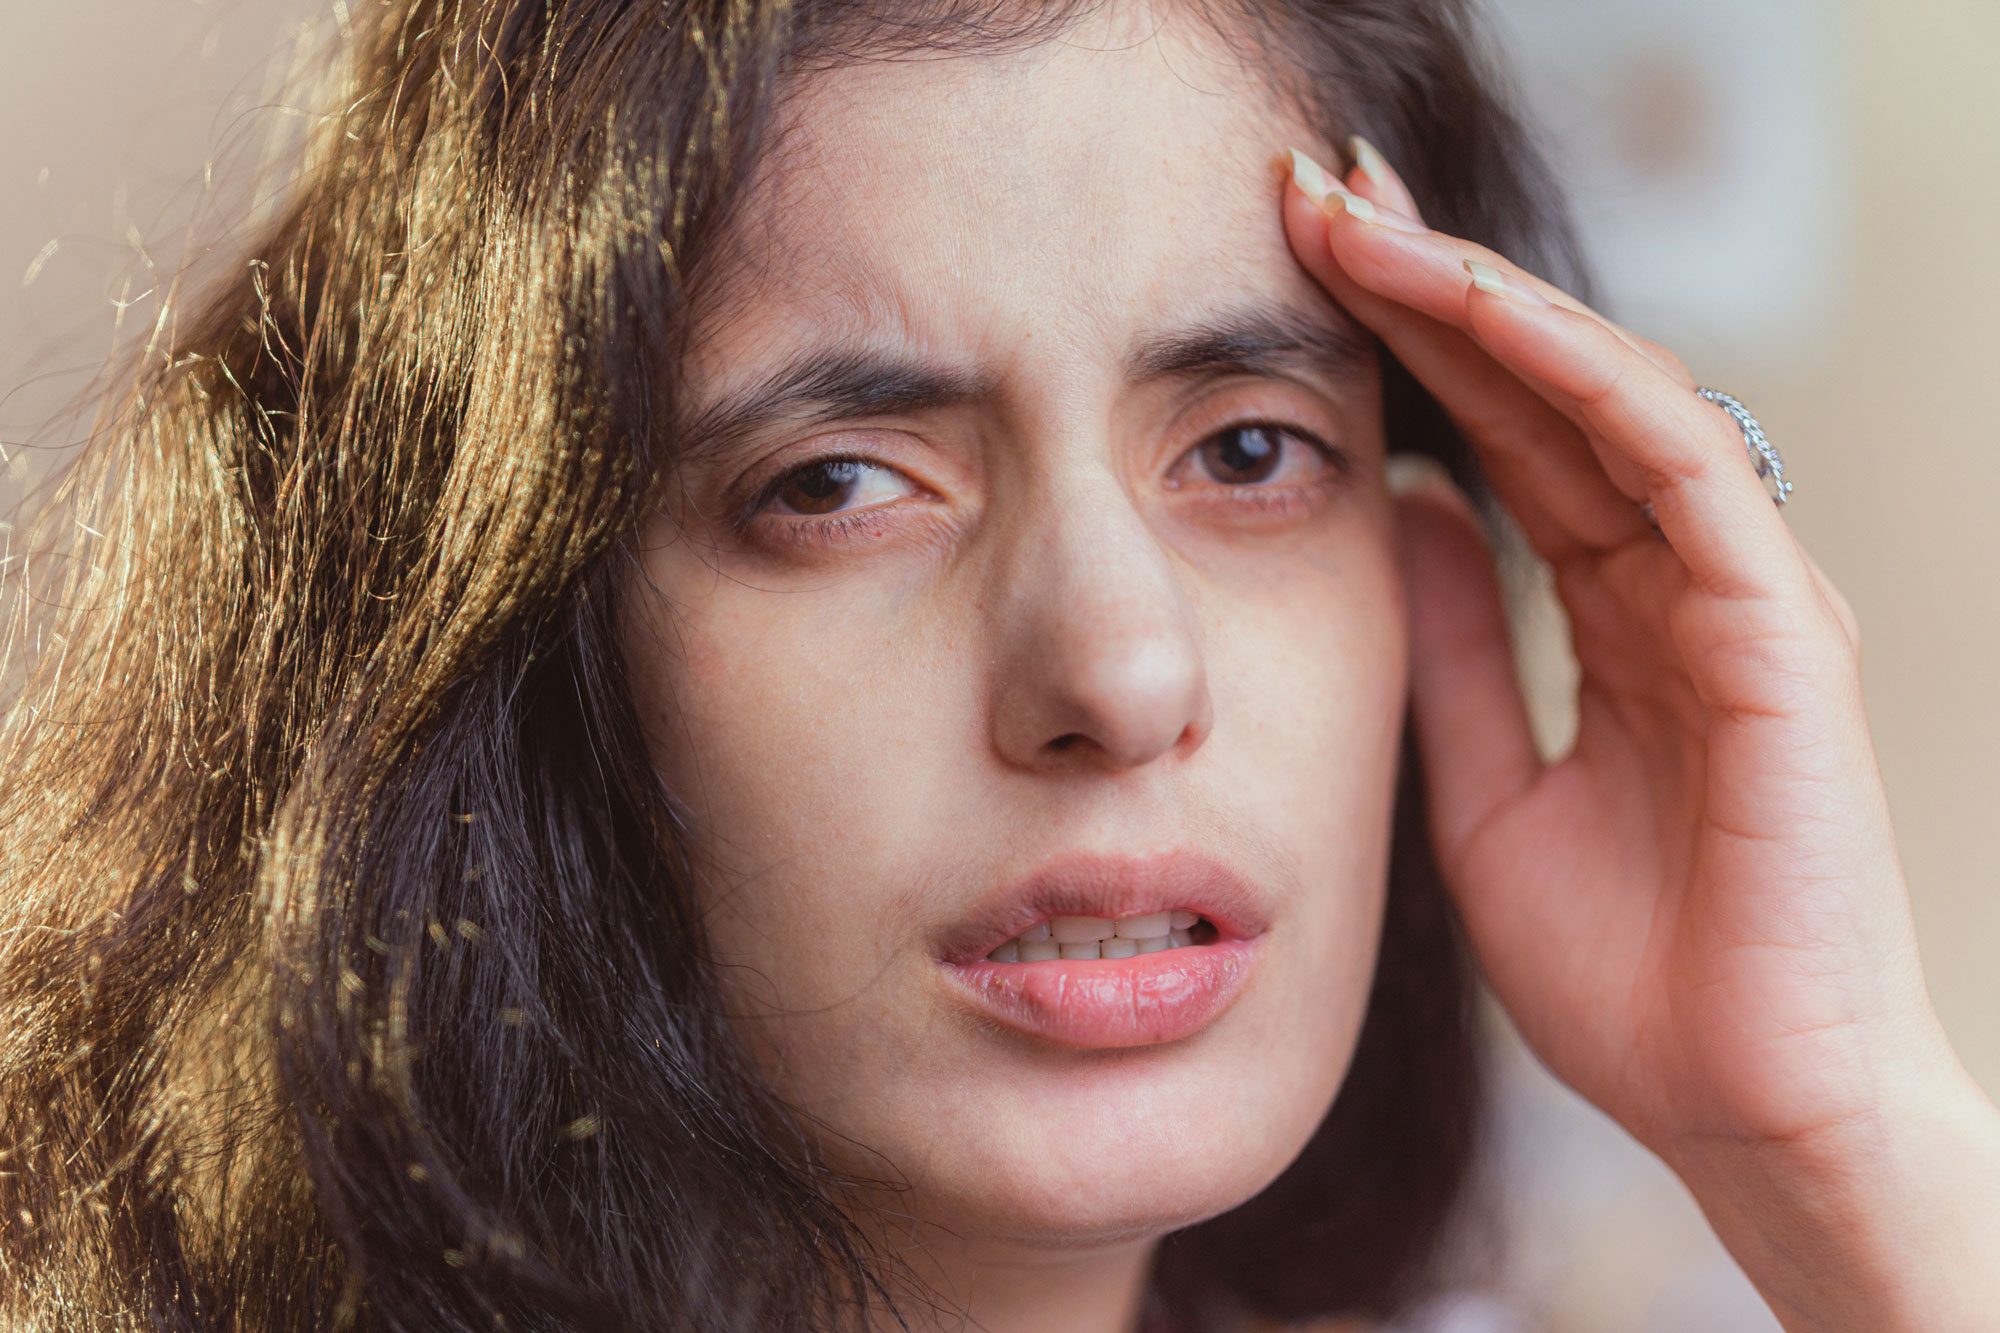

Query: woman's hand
1277,142,2000,1329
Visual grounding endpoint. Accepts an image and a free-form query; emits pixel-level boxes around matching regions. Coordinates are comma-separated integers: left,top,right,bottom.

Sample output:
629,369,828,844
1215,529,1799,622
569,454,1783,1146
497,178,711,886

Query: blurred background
2,1,1995,1329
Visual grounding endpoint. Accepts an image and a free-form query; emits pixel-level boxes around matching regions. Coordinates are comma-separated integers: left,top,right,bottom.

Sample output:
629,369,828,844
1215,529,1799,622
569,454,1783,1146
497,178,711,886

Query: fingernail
1352,134,1432,219
1347,134,1419,216
1319,185,1429,234
1286,146,1337,203
1464,259,1551,307
1384,452,1456,498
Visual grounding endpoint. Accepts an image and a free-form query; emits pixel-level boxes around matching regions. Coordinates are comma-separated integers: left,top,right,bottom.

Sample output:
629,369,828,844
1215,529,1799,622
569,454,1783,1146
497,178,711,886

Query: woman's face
620,5,1407,1261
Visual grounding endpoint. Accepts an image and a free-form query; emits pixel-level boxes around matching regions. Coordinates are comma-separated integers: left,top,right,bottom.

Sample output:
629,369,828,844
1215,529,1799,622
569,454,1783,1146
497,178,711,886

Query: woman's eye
1171,421,1345,491
742,420,1347,549
761,455,914,519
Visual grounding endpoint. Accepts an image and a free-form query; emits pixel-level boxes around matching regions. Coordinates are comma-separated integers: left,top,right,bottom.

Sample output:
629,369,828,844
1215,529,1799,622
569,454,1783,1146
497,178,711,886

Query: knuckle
1632,334,1695,386
1571,343,1633,411
1339,243,1403,290
1825,584,1862,654
1802,552,1863,654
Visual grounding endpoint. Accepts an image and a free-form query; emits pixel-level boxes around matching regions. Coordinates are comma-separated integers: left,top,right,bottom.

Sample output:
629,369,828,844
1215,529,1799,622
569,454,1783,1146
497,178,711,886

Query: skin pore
618,6,1404,1330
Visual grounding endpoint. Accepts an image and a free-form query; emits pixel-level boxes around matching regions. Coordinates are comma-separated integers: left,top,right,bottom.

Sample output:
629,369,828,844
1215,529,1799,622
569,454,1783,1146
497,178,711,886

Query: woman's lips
936,934,1262,1049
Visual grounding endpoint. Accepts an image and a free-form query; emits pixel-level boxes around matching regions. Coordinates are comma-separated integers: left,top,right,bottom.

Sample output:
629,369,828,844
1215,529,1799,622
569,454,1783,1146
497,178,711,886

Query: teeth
1111,911,1171,939
984,914,1209,962
1049,915,1114,944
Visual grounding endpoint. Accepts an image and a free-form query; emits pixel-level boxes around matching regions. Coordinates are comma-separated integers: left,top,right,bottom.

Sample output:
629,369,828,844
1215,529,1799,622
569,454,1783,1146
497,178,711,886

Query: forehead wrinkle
670,18,1361,461
683,35,1332,379
672,140,1371,458
668,282,1373,493
688,245,970,402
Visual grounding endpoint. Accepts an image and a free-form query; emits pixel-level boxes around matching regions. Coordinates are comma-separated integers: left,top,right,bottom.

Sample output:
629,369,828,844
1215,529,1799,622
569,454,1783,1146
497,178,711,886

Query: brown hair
0,2,1593,1328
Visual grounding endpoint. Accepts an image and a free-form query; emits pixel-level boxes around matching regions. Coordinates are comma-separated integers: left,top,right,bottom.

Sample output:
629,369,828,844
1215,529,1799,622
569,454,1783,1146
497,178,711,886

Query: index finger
1279,147,1657,564
1288,148,1815,610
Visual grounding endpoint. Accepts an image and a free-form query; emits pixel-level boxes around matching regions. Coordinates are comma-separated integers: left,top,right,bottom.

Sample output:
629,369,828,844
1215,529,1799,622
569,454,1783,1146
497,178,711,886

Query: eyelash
737,419,1353,552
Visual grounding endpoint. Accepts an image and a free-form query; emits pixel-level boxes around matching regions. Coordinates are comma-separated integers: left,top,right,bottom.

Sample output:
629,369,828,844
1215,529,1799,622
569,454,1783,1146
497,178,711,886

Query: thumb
1388,455,1541,874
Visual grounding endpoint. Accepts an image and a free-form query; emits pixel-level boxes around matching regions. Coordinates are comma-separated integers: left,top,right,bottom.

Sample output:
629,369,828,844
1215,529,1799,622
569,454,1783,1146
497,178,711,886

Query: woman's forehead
683,25,1337,405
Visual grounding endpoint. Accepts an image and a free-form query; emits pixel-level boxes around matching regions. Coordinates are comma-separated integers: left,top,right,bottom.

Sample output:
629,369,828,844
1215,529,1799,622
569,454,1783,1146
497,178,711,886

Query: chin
895,1049,1334,1246
937,1131,1303,1248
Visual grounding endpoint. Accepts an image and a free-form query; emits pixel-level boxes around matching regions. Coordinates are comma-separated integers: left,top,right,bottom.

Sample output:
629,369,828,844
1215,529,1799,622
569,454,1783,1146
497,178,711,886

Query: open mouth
981,911,1220,962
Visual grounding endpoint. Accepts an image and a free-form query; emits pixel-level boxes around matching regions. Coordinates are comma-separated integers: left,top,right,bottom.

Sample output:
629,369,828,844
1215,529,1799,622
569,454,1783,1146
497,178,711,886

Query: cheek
618,568,968,1135
1207,530,1406,1039
617,551,944,978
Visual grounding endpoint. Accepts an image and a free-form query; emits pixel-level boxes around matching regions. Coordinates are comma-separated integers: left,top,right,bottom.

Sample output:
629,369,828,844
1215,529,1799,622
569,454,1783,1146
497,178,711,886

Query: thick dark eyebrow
671,300,1376,474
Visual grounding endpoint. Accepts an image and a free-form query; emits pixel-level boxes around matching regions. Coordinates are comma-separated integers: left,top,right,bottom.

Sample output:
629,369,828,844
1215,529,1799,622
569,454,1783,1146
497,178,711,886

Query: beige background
1496,0,2000,1098
4,3,1995,1329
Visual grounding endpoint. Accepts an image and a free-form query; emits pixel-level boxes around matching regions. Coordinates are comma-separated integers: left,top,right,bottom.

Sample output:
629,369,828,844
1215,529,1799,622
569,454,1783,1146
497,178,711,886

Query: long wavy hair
0,1,1594,1328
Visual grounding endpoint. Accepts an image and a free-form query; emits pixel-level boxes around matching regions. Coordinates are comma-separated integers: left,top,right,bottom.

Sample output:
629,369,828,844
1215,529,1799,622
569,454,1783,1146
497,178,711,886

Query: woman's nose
986,473,1213,773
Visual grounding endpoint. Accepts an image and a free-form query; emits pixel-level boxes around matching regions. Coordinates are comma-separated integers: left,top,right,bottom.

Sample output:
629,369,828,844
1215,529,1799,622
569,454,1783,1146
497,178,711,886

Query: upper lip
936,847,1274,965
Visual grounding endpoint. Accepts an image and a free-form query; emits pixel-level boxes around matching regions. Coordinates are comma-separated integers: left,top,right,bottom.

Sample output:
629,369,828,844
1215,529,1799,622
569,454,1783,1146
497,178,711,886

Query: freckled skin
617,3,1407,1329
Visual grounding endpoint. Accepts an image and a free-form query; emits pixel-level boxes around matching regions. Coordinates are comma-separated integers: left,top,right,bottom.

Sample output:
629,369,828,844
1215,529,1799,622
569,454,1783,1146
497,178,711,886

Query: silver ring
1638,386,1792,530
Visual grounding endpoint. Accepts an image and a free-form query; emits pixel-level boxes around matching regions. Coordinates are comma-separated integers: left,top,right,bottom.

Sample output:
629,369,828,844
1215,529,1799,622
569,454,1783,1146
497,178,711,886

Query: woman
2,0,1995,1328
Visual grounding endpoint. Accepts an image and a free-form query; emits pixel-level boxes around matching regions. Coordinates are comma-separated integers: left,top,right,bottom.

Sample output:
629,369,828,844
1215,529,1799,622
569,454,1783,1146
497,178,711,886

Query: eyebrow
670,299,1377,473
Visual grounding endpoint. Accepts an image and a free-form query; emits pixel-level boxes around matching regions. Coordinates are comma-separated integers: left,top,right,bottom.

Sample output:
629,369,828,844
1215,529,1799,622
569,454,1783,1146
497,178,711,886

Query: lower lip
936,936,1263,1049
